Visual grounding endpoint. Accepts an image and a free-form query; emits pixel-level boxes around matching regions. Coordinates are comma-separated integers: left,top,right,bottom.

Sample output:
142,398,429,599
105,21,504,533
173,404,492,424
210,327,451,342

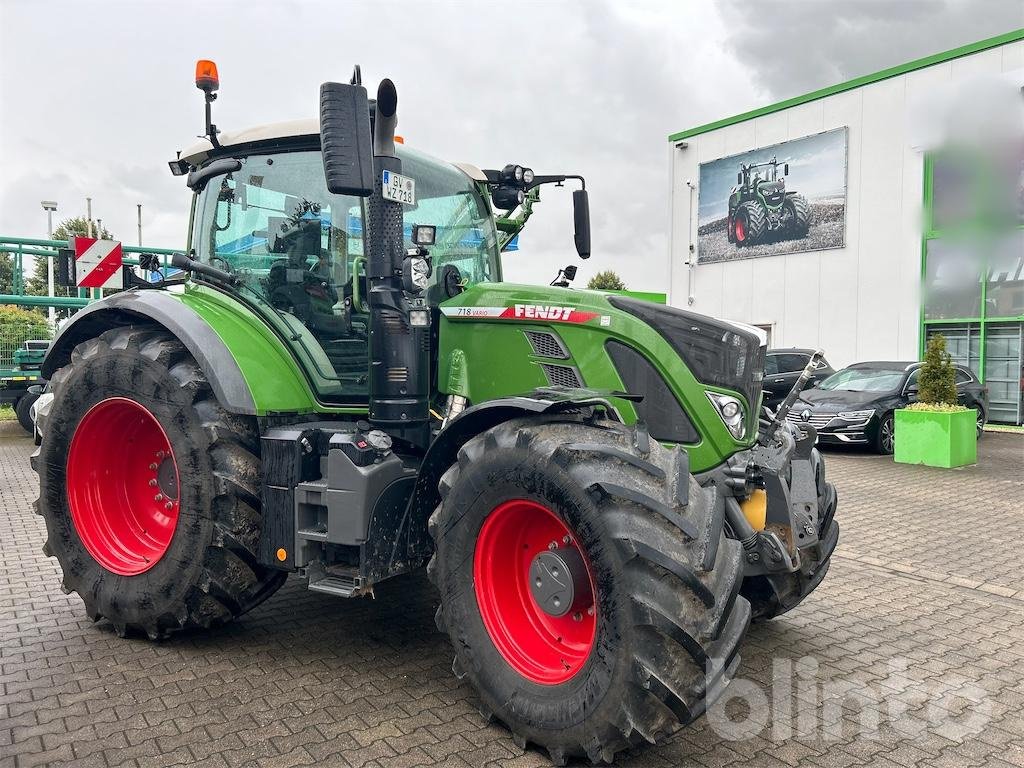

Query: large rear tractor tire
735,202,767,246
428,417,750,764
34,325,287,639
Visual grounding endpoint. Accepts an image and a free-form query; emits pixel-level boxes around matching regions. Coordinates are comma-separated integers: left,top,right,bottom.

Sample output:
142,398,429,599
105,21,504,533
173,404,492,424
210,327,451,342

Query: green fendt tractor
728,157,810,246
33,63,838,764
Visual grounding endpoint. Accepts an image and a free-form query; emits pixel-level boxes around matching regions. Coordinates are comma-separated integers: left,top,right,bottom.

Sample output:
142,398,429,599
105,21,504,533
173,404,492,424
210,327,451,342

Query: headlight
837,410,874,420
402,255,432,293
522,168,535,184
491,185,525,210
707,391,746,440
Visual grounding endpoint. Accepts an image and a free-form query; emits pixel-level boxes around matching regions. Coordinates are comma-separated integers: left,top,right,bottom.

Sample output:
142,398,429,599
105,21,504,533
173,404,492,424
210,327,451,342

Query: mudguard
380,389,624,576
42,290,257,415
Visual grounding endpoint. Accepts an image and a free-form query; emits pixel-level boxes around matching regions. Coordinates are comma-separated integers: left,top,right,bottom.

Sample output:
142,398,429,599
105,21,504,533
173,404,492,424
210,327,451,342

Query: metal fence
0,319,51,371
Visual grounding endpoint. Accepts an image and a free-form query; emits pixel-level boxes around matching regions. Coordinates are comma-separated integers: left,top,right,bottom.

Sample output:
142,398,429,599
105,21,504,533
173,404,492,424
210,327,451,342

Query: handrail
0,236,180,256
351,257,367,313
0,294,90,308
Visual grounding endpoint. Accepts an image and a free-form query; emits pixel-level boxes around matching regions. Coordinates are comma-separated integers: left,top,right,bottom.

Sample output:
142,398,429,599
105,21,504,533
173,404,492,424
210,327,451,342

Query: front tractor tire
34,325,287,639
428,418,750,764
783,194,811,238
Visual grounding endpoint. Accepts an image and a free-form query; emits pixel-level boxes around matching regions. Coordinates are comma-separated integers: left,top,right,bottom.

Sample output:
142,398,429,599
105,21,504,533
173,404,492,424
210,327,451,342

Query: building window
985,230,1024,319
923,239,982,321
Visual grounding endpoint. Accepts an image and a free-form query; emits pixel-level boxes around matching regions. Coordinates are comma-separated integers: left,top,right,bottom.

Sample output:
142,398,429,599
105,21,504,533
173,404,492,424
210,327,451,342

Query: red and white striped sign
72,237,123,289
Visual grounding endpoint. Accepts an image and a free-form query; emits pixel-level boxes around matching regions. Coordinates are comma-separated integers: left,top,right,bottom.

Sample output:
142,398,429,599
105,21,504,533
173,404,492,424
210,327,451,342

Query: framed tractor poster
696,127,848,263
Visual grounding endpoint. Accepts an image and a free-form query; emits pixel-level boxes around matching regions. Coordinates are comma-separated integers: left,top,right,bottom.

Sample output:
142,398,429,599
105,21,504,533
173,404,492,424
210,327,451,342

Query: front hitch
715,349,838,582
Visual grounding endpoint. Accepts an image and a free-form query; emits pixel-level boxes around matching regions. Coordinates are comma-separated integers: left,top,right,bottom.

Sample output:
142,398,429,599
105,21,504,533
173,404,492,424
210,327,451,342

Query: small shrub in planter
894,335,976,468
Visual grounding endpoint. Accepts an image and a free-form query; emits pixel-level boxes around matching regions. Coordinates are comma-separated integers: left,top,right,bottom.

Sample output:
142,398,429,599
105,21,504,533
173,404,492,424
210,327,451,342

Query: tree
586,270,626,291
918,334,957,405
0,253,12,295
25,217,113,297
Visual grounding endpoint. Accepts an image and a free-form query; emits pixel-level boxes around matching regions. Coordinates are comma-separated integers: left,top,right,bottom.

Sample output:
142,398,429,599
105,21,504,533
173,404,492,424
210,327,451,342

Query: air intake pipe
365,79,430,445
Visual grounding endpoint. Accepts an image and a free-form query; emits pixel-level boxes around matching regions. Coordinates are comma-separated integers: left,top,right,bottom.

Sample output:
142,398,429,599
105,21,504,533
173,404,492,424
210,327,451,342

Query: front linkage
702,352,840,619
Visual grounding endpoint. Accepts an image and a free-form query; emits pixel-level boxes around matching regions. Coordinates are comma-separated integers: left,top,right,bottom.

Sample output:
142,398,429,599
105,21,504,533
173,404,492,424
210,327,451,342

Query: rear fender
42,290,257,415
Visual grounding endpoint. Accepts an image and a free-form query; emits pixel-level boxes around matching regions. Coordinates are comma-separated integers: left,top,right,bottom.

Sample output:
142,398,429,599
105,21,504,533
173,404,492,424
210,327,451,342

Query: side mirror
319,81,374,197
784,163,789,176
573,189,591,259
737,171,743,185
906,384,920,400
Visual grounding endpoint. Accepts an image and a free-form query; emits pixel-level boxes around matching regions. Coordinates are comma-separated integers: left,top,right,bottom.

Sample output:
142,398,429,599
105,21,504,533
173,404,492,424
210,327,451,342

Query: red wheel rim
66,397,181,576
473,500,597,685
735,215,746,242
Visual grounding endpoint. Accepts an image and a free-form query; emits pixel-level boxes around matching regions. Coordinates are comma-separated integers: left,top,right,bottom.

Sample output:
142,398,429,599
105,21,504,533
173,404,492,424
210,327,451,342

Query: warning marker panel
72,237,123,290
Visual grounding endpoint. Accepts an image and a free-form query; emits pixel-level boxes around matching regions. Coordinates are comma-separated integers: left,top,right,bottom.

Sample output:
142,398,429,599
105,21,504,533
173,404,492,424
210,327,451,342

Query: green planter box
894,408,977,468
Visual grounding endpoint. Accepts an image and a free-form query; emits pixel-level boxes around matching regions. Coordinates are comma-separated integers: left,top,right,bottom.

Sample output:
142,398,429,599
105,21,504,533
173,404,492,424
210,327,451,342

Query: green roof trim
668,28,1024,142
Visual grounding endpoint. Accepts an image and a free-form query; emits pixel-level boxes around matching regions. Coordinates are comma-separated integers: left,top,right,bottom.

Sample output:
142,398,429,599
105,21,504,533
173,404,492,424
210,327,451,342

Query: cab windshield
189,145,499,400
191,146,499,291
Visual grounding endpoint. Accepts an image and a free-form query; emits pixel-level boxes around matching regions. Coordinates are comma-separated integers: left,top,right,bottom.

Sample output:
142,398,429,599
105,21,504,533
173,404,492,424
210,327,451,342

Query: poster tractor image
729,158,809,245
698,127,848,262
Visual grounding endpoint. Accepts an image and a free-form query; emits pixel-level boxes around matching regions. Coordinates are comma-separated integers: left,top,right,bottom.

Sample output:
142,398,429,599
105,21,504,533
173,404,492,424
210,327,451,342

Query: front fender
384,390,623,573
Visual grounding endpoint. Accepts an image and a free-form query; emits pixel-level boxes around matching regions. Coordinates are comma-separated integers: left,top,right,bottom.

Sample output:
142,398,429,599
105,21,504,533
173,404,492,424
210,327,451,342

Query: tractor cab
177,126,501,402
736,157,788,195
171,65,590,412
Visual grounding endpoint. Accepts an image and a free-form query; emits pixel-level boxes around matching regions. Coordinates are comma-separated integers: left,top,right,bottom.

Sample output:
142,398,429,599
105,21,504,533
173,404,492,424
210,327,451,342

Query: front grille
785,412,834,429
608,296,764,417
524,330,569,359
540,363,583,388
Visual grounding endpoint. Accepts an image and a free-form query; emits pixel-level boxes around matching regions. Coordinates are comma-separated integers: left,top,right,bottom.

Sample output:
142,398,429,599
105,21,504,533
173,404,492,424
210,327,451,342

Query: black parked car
762,348,835,409
786,361,989,454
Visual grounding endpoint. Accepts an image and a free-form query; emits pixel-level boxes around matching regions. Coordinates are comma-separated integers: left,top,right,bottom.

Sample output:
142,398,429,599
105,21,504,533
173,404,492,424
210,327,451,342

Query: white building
667,30,1024,424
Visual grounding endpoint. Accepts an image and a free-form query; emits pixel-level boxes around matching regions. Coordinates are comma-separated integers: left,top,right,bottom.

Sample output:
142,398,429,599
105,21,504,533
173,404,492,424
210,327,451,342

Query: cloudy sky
1,0,1020,291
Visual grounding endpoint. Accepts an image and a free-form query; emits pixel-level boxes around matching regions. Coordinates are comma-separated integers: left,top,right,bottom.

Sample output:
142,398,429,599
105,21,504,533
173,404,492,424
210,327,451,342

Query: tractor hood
758,180,785,205
436,283,765,472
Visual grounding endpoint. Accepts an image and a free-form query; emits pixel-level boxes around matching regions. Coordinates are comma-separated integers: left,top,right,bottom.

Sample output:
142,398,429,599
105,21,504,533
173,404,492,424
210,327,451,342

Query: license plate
382,171,415,205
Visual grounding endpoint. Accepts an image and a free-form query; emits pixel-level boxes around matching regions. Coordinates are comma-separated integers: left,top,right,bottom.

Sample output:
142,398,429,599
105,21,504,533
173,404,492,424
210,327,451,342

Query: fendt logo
439,305,605,325
513,304,574,320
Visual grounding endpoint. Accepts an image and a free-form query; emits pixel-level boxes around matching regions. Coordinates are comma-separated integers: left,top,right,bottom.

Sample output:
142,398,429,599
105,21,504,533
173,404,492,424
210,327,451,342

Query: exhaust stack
373,79,398,158
364,79,430,445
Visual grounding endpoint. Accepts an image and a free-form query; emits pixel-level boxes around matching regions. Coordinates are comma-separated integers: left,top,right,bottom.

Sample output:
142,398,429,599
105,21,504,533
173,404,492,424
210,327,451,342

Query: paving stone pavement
2,419,1023,767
